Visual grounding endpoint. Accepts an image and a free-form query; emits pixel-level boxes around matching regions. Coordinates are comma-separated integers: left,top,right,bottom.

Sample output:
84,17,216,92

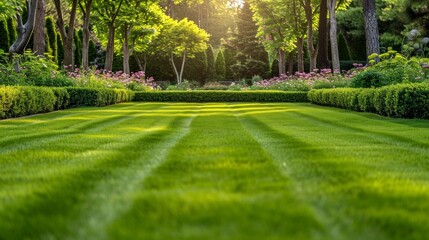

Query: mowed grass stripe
0,105,195,239
1,103,429,240
0,103,164,147
107,110,323,240
237,104,429,240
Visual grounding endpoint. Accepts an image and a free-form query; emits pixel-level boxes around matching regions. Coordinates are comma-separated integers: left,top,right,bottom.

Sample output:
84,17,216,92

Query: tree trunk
297,37,304,72
33,0,45,56
304,0,318,71
81,0,93,70
362,0,380,61
9,0,38,55
54,0,78,68
170,54,180,84
134,53,144,71
278,48,286,76
122,24,132,75
317,0,329,69
105,23,115,71
287,52,294,75
179,52,186,84
328,0,340,73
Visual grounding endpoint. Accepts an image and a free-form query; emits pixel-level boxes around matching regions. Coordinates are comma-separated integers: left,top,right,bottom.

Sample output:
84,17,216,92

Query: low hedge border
66,87,134,107
308,83,429,119
0,86,134,119
133,91,309,102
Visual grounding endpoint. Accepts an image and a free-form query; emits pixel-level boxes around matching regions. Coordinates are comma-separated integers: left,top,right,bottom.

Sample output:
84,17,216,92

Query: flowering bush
250,69,353,91
365,49,428,84
0,50,74,87
68,67,157,91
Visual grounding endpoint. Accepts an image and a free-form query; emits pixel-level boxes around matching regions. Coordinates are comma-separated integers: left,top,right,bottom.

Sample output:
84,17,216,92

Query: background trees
0,0,427,83
154,17,209,84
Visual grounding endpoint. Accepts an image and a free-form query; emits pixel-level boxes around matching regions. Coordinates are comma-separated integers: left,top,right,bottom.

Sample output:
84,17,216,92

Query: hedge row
134,91,309,102
308,83,429,119
66,88,134,107
0,86,134,119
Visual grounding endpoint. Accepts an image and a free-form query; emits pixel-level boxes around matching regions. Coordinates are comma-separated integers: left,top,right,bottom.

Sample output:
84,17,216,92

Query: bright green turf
1,102,429,240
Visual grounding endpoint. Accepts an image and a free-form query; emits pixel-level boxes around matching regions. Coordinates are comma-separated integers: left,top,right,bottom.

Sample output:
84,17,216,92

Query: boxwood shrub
134,91,309,102
0,85,56,119
65,88,134,107
308,83,429,119
0,86,134,119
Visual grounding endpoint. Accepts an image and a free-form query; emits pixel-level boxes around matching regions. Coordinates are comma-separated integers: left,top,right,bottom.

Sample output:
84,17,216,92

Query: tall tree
79,0,93,70
252,0,306,74
328,0,340,72
10,0,38,55
33,0,45,56
317,0,329,69
45,17,58,62
362,0,380,61
155,17,209,84
56,32,64,66
93,0,125,71
236,1,269,78
54,0,78,68
74,29,82,66
206,44,216,81
118,0,162,75
215,48,226,80
302,0,319,71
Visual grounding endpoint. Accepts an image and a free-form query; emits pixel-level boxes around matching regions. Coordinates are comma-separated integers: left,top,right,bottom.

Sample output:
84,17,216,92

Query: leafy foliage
308,82,429,119
205,45,216,81
351,69,388,88
0,19,9,52
215,48,225,80
134,90,309,102
45,17,58,63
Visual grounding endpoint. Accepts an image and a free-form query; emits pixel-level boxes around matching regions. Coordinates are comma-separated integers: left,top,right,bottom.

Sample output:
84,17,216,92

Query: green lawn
1,102,429,240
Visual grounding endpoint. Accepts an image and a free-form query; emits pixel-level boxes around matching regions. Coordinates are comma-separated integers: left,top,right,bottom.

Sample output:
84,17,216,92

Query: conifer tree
74,30,82,66
46,17,58,62
235,2,269,78
184,50,208,84
223,47,235,80
215,49,226,80
6,18,16,47
88,40,97,65
0,20,9,52
206,45,216,81
57,32,65,66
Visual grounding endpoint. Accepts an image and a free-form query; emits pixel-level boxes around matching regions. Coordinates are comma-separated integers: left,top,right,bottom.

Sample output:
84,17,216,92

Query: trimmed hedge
66,88,134,107
308,83,429,119
133,91,309,102
0,86,134,119
0,86,56,119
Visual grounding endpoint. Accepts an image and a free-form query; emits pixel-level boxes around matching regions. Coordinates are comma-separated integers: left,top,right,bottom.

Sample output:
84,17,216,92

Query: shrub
202,82,229,90
51,87,70,110
0,86,56,119
66,87,134,107
133,91,309,102
308,83,429,119
351,70,388,88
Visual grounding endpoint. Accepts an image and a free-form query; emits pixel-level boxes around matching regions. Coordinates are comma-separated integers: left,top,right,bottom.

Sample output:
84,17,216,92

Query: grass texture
1,103,429,240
